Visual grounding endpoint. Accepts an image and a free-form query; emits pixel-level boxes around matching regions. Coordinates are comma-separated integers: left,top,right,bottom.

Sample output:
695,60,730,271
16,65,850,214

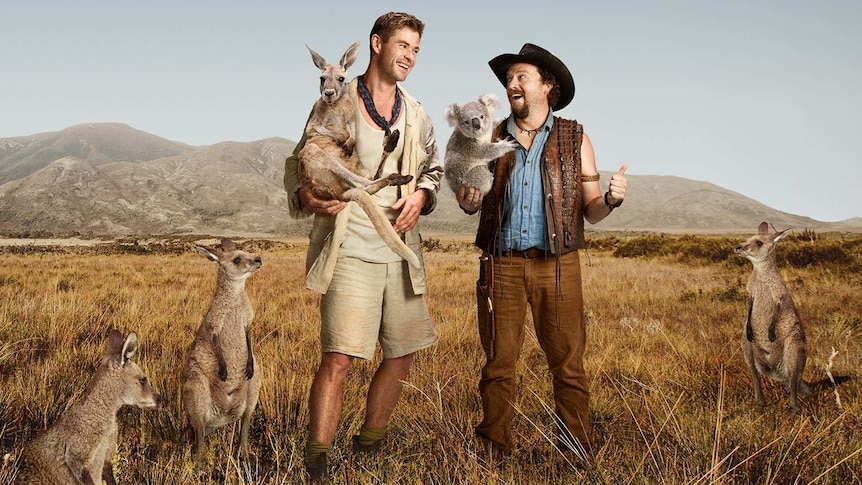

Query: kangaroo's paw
386,173,413,186
341,139,355,158
384,129,401,152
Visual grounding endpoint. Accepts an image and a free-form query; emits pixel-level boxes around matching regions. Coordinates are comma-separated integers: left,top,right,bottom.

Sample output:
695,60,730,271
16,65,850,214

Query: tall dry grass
0,234,859,484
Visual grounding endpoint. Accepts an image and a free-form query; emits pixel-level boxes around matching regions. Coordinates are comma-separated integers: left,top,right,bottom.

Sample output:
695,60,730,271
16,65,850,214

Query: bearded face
505,63,551,120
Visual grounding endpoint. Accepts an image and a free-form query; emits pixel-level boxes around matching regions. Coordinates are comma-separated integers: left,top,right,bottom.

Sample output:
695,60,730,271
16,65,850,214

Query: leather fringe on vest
474,117,585,255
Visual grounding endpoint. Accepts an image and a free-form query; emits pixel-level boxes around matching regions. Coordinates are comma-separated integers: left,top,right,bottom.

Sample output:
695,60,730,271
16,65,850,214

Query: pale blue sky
2,1,860,222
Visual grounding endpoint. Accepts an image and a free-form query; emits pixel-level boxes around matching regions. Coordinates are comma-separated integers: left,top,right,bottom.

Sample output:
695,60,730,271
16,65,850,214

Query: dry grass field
0,233,860,484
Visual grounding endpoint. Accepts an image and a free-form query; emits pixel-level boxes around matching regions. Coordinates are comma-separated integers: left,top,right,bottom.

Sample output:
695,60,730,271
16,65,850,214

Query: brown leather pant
476,250,590,453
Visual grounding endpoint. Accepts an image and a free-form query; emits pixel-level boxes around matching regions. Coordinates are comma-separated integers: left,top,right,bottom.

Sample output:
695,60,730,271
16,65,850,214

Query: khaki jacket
283,78,442,295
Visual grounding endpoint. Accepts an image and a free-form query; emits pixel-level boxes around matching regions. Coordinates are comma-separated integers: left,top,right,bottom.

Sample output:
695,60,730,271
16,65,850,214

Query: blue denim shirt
499,111,554,252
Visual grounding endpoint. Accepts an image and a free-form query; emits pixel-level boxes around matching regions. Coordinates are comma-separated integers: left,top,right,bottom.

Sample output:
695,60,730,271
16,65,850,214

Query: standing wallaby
16,330,159,485
182,238,262,461
298,41,421,269
736,221,811,410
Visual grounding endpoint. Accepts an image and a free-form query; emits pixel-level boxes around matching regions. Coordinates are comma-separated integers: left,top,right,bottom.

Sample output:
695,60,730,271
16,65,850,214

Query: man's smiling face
505,62,551,119
374,27,421,83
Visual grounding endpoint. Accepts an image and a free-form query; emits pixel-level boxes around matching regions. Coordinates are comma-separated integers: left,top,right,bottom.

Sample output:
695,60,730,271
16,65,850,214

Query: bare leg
308,352,353,444
364,353,415,428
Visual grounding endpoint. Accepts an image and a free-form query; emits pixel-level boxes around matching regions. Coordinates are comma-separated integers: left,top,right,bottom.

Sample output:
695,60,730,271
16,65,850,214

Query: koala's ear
479,93,499,112
445,104,460,127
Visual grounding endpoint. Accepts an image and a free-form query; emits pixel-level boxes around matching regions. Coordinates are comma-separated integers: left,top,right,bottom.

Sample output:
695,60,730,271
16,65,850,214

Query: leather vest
475,117,584,254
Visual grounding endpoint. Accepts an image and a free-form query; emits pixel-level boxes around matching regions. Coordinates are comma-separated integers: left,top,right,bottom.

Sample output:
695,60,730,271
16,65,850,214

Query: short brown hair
538,67,561,110
370,11,425,52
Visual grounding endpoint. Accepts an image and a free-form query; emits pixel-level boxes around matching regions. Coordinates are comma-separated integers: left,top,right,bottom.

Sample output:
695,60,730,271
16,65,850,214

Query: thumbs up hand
606,164,628,206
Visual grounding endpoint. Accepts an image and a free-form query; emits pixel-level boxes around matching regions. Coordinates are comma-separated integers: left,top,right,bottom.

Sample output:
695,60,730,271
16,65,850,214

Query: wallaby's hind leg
374,129,401,179
300,144,372,190
341,188,421,269
784,342,808,411
238,379,261,458
741,340,765,407
102,461,117,485
183,377,211,461
361,173,413,196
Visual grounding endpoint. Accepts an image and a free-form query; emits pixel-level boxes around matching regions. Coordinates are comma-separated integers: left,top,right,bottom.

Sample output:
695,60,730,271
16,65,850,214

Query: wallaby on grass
182,239,262,461
16,330,159,485
298,41,421,269
736,221,811,410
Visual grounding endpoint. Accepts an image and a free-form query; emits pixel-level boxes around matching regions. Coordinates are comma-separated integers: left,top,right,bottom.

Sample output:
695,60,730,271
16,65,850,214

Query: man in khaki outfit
283,11,442,482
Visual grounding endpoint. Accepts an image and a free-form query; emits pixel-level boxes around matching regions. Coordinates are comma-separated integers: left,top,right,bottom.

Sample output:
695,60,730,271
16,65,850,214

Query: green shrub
780,240,860,272
613,234,669,258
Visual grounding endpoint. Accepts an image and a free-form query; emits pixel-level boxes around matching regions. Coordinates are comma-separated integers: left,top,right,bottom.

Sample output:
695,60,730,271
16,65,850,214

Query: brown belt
497,247,548,258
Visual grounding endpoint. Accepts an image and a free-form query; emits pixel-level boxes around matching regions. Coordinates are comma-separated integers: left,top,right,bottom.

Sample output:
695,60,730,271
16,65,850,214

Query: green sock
357,425,388,446
305,441,330,467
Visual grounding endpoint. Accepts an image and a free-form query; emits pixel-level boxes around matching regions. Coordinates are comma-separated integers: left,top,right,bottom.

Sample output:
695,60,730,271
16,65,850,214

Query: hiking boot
306,451,327,483
351,434,382,455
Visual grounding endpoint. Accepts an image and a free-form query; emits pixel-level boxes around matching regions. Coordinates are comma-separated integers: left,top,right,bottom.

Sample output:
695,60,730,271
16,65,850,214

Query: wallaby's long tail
341,188,421,269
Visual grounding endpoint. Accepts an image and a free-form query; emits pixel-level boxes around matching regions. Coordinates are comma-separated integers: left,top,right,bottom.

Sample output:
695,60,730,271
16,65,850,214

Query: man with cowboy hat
456,43,628,457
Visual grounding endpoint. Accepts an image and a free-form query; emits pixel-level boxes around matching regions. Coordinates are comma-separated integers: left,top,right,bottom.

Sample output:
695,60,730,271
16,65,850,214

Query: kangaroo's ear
774,228,792,243
306,45,328,70
195,246,220,262
758,221,769,235
340,41,360,71
220,238,236,252
106,329,125,358
445,104,460,127
121,332,138,365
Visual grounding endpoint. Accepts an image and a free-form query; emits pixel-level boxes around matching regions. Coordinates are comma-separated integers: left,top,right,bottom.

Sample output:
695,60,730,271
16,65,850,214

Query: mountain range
1,123,859,237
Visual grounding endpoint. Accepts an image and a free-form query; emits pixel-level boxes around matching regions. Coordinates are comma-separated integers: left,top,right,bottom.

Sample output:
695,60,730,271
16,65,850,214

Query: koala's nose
471,118,481,130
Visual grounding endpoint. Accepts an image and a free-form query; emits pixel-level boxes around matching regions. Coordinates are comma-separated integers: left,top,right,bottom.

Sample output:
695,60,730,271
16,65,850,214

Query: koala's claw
502,138,519,149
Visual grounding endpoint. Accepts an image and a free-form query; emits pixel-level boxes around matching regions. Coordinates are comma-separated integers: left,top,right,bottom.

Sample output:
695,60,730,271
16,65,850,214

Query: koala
443,93,518,196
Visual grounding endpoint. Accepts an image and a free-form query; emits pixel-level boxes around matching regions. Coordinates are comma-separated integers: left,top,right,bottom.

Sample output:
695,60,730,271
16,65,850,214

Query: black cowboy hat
488,43,575,111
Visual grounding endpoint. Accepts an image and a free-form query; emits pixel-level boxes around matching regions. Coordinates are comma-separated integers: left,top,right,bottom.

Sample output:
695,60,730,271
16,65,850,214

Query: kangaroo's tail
341,188,421,269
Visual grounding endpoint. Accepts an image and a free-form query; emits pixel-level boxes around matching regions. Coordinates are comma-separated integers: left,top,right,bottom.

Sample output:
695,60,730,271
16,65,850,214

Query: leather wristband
604,191,623,210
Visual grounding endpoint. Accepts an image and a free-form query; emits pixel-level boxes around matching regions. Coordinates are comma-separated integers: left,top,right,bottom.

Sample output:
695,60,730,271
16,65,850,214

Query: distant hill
0,135,300,236
0,123,859,237
584,174,829,232
0,123,194,185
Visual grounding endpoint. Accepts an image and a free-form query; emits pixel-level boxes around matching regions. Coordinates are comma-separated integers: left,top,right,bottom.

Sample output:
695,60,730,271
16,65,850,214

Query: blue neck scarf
357,75,402,136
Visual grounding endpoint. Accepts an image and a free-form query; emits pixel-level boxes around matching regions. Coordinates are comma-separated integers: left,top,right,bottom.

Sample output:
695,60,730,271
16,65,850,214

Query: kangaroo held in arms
183,239,262,460
298,41,421,269
16,330,159,485
736,221,811,410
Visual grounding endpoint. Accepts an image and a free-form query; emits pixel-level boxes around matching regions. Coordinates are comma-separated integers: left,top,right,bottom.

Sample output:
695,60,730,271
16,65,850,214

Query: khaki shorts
320,256,437,360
